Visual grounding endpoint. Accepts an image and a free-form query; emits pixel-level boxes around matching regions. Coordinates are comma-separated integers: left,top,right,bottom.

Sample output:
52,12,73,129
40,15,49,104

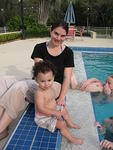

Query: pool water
82,52,113,141
82,53,113,82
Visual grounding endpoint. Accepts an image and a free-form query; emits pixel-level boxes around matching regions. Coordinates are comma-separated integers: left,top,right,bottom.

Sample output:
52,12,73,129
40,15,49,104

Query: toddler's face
35,71,54,90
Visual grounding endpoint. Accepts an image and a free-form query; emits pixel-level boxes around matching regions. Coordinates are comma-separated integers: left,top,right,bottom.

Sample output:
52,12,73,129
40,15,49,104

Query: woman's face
50,26,66,46
107,76,113,90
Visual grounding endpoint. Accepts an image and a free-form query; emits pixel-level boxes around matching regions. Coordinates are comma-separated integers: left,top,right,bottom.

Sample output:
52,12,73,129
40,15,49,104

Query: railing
0,27,8,33
76,26,113,38
89,27,113,38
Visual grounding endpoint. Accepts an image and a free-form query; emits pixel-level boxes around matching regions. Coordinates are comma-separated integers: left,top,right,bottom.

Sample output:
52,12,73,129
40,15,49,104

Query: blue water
82,52,113,141
82,53,113,82
72,46,113,141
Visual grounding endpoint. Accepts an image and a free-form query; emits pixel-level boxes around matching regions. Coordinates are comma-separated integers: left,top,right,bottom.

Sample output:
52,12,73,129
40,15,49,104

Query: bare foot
71,137,84,145
69,123,81,129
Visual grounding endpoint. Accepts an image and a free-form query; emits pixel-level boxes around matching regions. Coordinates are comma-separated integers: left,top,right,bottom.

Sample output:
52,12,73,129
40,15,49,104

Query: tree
0,0,19,26
48,0,68,25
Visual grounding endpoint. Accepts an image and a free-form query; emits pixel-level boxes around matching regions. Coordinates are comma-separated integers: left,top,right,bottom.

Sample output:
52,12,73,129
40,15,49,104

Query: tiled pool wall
71,46,113,53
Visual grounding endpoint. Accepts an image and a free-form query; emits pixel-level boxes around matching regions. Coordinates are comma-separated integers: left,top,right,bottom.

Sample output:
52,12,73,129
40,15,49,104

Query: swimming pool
73,47,113,141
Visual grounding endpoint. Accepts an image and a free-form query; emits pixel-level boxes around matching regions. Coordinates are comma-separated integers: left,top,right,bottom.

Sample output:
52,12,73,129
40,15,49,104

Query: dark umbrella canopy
64,1,75,25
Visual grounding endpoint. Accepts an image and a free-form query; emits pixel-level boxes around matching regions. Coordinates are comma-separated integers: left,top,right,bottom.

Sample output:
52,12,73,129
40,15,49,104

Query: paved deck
0,37,113,150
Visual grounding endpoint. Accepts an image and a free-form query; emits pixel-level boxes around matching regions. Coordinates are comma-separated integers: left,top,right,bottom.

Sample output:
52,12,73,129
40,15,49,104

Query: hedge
0,32,21,43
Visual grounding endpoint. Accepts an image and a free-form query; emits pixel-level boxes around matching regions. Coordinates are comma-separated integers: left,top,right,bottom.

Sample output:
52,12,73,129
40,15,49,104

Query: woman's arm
57,67,72,105
34,57,43,64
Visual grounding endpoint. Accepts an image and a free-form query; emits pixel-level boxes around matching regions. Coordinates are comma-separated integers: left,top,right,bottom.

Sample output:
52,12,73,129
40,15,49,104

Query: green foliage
6,15,49,38
1,0,113,33
6,15,37,31
24,24,49,38
6,16,21,31
0,32,21,43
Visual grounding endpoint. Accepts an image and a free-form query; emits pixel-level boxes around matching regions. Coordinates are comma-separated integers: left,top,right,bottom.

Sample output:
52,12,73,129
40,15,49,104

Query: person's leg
0,76,17,118
0,75,17,97
0,80,28,119
0,81,28,140
61,107,80,129
0,111,11,140
56,120,83,145
0,111,12,133
0,106,4,119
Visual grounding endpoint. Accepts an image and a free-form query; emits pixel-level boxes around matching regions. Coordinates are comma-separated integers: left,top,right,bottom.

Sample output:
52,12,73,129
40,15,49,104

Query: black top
31,42,74,84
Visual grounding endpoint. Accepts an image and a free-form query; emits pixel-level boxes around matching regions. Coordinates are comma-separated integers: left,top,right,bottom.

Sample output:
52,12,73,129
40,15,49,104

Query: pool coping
71,46,113,53
61,52,100,150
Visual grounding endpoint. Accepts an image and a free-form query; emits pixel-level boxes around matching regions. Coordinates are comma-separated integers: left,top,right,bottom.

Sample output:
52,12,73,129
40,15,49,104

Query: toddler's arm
100,140,113,149
35,90,62,119
79,78,100,90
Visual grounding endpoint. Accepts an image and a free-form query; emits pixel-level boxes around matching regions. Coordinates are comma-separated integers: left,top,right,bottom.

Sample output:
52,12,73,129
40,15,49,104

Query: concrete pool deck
0,37,113,149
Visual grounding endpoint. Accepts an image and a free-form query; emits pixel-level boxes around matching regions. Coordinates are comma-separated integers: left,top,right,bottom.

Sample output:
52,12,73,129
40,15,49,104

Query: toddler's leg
56,120,83,145
62,107,80,129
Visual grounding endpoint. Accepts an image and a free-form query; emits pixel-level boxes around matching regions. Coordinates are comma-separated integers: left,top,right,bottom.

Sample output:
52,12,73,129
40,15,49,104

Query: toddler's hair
32,60,56,78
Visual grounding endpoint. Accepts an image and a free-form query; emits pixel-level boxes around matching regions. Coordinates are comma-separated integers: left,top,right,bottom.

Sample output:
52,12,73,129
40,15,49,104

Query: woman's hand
56,98,66,106
55,111,62,120
100,140,113,149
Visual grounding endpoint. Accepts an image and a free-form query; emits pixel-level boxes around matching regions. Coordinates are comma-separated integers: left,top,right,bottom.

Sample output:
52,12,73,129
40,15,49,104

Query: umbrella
64,1,75,25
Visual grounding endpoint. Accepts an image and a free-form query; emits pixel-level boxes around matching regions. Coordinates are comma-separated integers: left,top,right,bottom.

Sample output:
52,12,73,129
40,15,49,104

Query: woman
0,21,77,140
31,21,77,105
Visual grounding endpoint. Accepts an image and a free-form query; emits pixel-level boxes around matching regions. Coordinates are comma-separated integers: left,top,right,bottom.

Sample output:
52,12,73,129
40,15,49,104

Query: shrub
6,15,49,38
7,16,22,31
24,25,49,38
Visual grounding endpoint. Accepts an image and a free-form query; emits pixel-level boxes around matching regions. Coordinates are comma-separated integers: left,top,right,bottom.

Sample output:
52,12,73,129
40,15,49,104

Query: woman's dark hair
32,60,56,78
51,21,68,34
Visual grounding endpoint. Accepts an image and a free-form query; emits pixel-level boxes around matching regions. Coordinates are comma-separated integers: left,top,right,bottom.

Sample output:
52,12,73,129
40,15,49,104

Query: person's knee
14,81,28,94
10,81,28,115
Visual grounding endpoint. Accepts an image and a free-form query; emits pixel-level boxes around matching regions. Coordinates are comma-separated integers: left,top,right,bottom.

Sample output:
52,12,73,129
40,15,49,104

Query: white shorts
34,105,64,132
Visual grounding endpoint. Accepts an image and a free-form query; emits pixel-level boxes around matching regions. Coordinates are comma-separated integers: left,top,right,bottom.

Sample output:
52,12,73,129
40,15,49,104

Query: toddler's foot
69,123,81,129
71,137,84,145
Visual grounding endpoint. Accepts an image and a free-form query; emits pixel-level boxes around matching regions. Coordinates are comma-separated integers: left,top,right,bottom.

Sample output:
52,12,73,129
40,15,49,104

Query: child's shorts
34,105,64,133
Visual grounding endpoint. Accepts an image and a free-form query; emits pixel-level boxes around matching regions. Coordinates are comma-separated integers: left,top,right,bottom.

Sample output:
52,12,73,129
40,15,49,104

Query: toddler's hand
100,140,113,149
95,121,102,128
